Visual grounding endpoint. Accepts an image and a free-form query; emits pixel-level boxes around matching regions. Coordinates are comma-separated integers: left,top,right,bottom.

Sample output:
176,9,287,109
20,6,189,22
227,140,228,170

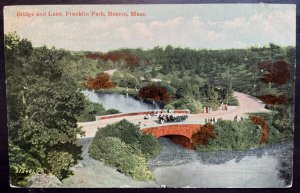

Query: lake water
148,138,290,188
62,138,291,188
82,90,160,113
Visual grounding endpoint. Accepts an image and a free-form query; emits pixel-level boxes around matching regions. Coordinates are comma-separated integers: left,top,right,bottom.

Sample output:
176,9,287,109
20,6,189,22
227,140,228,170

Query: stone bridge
79,92,269,142
142,124,202,148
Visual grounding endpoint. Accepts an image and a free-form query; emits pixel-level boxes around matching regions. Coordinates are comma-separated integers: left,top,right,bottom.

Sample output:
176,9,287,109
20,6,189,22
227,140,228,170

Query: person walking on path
234,115,238,121
224,104,228,111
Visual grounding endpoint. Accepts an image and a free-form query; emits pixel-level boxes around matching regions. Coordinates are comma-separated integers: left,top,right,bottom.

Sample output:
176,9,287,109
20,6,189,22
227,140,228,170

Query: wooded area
5,32,295,186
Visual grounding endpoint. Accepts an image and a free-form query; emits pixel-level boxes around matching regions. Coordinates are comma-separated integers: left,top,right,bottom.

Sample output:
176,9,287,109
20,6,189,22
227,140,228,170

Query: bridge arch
142,124,202,148
162,135,192,148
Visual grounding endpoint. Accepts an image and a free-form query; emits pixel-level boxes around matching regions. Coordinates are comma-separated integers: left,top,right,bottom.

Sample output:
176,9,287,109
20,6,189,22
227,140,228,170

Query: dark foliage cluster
5,32,86,186
76,100,120,122
191,123,216,147
88,120,162,181
259,60,291,85
139,85,171,102
250,116,269,144
197,120,262,151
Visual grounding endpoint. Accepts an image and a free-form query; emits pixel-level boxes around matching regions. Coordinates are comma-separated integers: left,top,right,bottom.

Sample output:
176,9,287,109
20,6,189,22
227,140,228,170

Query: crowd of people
140,104,244,126
205,117,216,123
143,109,189,124
157,114,188,124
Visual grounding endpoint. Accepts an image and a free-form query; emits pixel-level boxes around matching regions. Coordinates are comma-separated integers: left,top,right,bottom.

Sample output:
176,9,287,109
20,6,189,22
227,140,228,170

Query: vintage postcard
4,4,295,188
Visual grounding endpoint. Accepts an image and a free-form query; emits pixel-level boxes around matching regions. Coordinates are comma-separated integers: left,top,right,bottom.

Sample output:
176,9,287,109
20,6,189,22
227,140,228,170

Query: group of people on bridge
143,109,189,124
157,114,188,124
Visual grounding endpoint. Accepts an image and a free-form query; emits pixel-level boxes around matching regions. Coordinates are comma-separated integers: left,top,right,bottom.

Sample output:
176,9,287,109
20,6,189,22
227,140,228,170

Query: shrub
165,99,188,110
250,116,269,144
89,136,132,165
139,134,162,159
89,136,154,180
76,111,95,122
197,120,262,151
88,120,161,181
248,112,293,144
267,126,293,144
112,72,140,89
272,105,294,134
185,99,203,113
95,119,141,145
126,154,154,181
9,141,43,187
156,81,177,96
77,100,106,122
191,123,216,147
77,100,120,122
101,108,120,115
227,96,239,106
46,151,74,179
165,98,203,113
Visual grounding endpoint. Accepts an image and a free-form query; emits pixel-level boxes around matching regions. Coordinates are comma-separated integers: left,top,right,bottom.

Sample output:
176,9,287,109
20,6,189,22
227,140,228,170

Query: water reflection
149,138,290,188
82,90,160,113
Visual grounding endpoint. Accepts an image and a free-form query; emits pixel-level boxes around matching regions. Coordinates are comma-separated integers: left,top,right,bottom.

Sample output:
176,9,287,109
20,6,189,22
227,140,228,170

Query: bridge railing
96,109,190,120
140,122,203,129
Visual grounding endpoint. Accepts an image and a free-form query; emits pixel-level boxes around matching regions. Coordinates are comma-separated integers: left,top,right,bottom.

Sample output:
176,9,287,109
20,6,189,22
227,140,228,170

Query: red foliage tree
259,60,291,85
83,73,116,90
250,116,269,144
82,51,148,69
191,123,216,148
257,94,287,105
138,85,171,102
81,53,101,60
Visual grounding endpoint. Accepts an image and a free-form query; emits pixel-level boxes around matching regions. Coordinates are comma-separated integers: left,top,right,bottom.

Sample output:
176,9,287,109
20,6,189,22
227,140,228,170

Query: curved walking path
78,91,269,138
185,91,269,123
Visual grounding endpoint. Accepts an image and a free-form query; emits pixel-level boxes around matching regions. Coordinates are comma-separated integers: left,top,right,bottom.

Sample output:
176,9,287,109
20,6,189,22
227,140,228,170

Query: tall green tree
5,32,85,186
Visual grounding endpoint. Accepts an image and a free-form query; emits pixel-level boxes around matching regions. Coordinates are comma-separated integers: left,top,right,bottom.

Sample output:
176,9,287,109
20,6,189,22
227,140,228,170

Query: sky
4,4,296,52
